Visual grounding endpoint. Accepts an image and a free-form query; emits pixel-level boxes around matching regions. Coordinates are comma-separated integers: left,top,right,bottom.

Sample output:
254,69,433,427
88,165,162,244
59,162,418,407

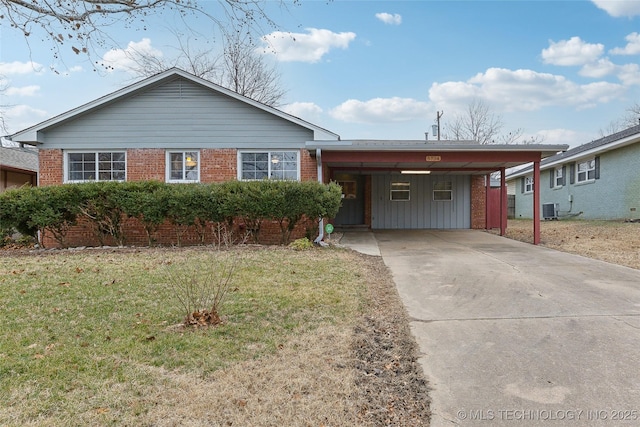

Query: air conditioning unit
543,203,558,220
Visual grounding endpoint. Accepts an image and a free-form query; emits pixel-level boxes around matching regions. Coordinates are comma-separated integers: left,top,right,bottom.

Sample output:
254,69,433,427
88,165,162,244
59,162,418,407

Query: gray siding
41,77,314,149
371,174,471,229
514,142,640,220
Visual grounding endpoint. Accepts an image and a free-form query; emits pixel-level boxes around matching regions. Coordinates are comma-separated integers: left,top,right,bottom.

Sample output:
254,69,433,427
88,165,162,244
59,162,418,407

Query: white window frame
554,167,563,187
577,158,596,183
166,150,200,183
237,150,300,181
64,151,126,183
524,176,534,193
433,181,453,201
390,182,410,201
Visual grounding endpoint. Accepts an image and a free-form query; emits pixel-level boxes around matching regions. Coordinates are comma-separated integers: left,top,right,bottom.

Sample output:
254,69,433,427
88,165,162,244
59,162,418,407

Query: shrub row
0,180,342,248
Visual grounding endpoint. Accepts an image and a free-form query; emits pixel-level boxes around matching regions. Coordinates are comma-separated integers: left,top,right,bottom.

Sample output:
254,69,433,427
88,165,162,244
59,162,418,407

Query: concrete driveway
341,230,640,426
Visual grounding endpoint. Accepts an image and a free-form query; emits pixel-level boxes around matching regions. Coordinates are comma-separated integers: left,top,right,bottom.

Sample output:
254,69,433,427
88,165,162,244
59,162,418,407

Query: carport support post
533,160,541,245
500,167,507,236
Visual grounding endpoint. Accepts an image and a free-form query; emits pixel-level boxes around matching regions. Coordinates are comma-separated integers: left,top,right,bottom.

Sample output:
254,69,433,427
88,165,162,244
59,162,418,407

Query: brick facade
201,149,238,182
470,175,487,229
38,148,320,248
38,149,63,186
127,149,165,181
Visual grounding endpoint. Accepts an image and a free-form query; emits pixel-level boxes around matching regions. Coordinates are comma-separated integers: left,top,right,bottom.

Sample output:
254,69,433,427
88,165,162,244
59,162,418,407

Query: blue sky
2,0,640,147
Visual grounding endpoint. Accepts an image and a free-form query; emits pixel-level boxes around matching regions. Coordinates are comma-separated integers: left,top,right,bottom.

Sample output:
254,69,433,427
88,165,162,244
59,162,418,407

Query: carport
307,140,568,244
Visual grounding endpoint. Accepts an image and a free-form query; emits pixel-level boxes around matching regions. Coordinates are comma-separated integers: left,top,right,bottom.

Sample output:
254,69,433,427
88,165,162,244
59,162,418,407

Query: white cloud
282,102,323,123
4,105,49,133
5,85,40,97
617,63,640,85
541,37,604,66
610,32,640,55
579,58,617,78
329,97,430,123
429,67,625,113
0,61,44,75
591,0,640,17
376,12,402,25
101,38,163,72
260,28,356,63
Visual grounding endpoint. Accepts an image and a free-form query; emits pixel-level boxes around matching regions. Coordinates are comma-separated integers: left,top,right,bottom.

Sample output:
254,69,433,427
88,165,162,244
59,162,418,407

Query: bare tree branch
219,30,286,106
0,77,9,133
447,99,503,144
1,0,286,66
445,99,542,144
119,26,286,107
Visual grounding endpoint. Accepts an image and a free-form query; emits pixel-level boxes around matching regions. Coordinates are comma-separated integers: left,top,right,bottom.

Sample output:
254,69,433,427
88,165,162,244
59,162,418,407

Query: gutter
314,148,326,245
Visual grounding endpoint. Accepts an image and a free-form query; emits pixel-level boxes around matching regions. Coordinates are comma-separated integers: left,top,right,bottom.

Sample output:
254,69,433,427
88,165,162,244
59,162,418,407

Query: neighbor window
577,158,596,183
433,181,453,201
239,151,299,180
555,167,563,187
390,182,410,201
524,176,534,193
167,151,199,182
66,151,126,182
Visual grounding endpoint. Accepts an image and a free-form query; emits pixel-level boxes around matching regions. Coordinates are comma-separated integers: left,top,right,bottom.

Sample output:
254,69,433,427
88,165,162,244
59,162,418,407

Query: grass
0,246,372,426
497,218,640,270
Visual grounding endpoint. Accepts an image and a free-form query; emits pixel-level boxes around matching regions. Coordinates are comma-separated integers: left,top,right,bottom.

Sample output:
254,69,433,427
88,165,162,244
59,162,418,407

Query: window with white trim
554,167,563,187
524,176,534,193
390,182,410,201
577,158,595,183
167,151,199,182
433,181,453,201
66,151,126,182
239,151,299,180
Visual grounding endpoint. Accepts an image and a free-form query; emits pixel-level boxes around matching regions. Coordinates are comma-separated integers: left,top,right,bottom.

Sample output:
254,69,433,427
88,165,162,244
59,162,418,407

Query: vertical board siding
42,77,313,149
372,174,471,229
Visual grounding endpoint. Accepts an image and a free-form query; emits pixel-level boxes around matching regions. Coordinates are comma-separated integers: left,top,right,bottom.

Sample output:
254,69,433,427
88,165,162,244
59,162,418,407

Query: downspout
500,167,507,236
314,148,325,244
533,160,541,245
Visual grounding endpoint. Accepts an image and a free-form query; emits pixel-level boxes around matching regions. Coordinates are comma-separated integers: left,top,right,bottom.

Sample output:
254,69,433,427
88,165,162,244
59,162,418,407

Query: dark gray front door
334,175,365,226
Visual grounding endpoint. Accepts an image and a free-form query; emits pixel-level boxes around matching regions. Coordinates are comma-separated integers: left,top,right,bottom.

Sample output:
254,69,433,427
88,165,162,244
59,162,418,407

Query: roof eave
307,140,568,157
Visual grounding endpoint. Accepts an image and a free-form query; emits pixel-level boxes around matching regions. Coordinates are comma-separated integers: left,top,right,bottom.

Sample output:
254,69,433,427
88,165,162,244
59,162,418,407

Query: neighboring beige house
0,144,38,192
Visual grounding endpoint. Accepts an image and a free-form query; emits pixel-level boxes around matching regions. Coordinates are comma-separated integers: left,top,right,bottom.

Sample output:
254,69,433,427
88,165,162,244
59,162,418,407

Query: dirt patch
495,219,640,270
351,253,431,426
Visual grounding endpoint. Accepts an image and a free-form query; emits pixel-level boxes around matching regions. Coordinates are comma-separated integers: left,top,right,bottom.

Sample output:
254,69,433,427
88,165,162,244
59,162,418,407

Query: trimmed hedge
0,181,342,248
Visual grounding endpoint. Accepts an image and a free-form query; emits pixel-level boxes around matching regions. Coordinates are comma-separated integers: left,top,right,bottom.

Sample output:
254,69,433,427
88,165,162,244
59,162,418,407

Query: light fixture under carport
400,170,431,174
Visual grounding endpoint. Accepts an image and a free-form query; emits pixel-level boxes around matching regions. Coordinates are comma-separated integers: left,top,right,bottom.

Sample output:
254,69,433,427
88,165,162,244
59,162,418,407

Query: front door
334,175,365,226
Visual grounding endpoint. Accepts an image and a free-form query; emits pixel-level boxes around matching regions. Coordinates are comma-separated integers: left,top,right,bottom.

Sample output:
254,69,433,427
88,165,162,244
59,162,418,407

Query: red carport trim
320,150,543,163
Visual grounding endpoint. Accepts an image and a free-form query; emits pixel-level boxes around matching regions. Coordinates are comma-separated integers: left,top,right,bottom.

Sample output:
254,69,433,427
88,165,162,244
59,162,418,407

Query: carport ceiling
307,140,569,175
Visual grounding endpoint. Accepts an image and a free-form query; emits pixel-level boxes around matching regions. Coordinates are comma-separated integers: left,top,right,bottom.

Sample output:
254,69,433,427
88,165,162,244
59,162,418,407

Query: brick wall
300,149,318,181
37,147,321,248
201,149,237,182
41,216,318,248
470,175,486,229
127,149,165,181
38,149,63,186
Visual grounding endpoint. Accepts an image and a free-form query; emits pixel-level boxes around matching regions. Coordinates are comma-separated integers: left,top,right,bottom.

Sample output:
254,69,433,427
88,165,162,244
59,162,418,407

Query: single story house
506,124,640,221
0,144,38,192
7,68,567,246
